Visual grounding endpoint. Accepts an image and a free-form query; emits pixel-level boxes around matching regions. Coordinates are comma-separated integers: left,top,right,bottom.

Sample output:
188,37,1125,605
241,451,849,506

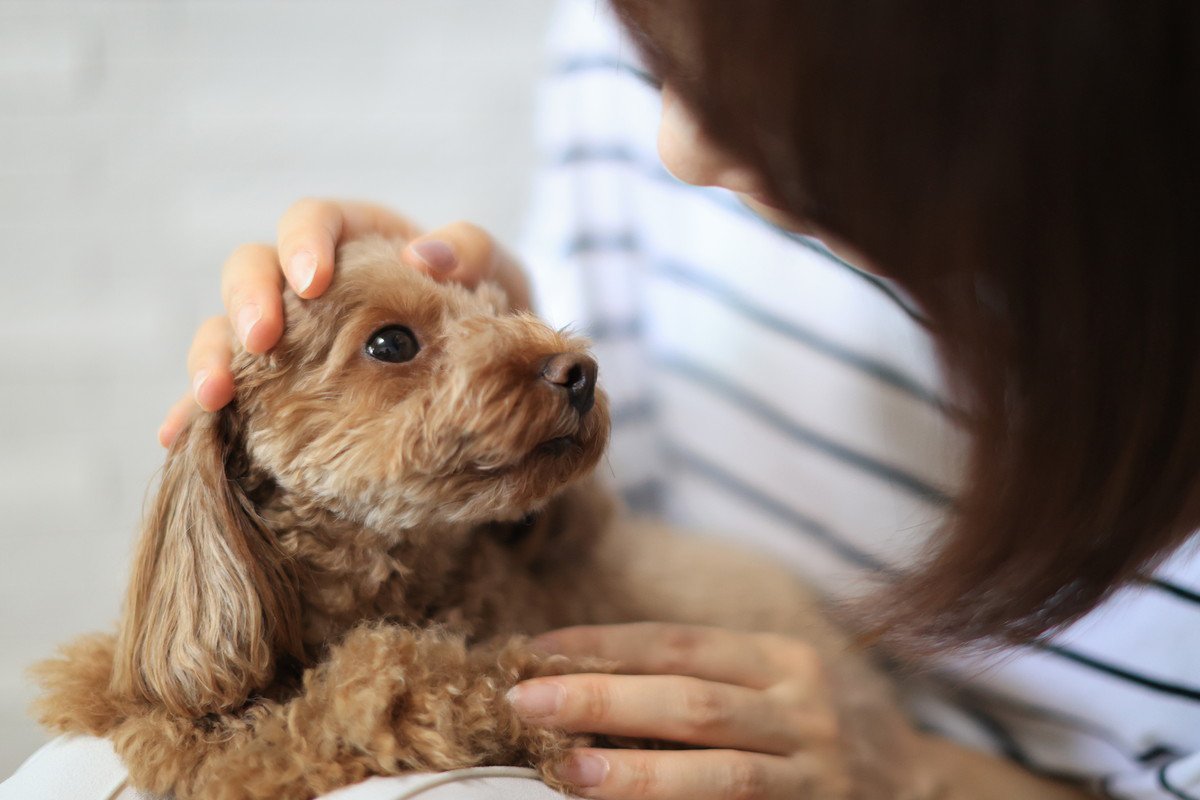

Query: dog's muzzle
540,353,598,415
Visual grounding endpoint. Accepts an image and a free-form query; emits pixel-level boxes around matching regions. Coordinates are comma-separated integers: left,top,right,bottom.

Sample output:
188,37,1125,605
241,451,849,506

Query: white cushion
0,736,567,800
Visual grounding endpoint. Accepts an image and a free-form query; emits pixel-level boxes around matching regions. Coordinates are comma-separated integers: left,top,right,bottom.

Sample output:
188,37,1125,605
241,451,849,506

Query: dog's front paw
295,625,589,776
479,636,620,791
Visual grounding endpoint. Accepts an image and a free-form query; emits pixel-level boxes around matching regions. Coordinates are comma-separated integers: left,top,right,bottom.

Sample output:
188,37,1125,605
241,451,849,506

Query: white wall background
0,0,557,775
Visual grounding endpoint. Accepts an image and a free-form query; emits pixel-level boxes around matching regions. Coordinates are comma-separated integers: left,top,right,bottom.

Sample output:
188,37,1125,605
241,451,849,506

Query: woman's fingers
169,200,529,449
159,315,235,445
157,392,197,448
277,198,423,298
509,674,810,754
219,243,285,353
401,220,498,281
515,627,862,799
275,198,343,298
276,204,532,308
554,748,807,800
401,220,533,311
185,315,236,411
277,202,522,302
275,198,339,297
534,623,822,690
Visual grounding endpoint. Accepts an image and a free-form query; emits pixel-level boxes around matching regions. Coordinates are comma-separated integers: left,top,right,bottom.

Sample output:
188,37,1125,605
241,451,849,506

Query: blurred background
0,0,557,774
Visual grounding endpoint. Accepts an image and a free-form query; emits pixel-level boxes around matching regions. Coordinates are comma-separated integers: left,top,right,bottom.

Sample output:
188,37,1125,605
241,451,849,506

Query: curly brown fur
34,236,626,799
33,236,901,799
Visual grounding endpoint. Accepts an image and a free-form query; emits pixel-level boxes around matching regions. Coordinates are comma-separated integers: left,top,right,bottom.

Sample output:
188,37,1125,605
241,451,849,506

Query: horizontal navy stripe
1148,577,1200,606
554,145,816,261
610,397,654,427
1141,745,1185,765
911,708,1086,787
957,682,1159,769
550,143,929,324
1034,642,1200,704
553,143,671,180
964,715,1131,790
707,191,932,326
663,439,888,572
552,54,660,89
585,315,642,341
657,353,953,508
957,702,1031,766
655,256,946,409
1159,762,1200,800
567,231,946,409
569,230,640,256
620,477,664,514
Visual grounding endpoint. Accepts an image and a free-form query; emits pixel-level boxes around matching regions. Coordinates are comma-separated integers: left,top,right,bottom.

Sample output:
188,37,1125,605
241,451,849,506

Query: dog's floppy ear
111,407,304,716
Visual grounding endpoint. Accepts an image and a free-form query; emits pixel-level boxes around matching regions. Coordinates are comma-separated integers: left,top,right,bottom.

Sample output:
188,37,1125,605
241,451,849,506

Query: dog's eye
365,326,420,363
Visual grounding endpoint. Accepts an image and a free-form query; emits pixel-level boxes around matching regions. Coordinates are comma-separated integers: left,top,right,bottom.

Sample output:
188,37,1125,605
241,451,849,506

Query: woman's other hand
158,198,532,447
509,623,1094,800
509,623,898,800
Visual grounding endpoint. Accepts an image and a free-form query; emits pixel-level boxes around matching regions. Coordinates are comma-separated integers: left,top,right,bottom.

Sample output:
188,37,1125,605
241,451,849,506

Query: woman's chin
740,192,806,230
738,193,885,277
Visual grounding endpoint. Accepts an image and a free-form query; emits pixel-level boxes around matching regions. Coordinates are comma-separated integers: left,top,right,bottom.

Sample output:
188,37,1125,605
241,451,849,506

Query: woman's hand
508,623,899,800
158,198,532,447
509,623,1095,800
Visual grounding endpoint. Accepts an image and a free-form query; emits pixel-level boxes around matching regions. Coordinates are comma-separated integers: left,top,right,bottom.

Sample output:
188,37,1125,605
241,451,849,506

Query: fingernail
555,754,609,788
236,303,262,345
506,682,564,719
287,249,317,292
192,369,210,403
409,239,456,274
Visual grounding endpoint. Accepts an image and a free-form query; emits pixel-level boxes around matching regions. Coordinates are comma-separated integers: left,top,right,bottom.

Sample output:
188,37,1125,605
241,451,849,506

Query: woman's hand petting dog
159,197,531,447
509,623,933,800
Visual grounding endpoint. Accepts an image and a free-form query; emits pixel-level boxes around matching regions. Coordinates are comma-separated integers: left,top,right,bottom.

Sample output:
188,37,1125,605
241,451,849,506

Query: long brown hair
612,0,1200,651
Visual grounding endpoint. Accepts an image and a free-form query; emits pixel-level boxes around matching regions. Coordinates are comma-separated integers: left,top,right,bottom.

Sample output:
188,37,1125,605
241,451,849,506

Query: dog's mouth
462,432,587,479
534,435,578,457
513,433,586,471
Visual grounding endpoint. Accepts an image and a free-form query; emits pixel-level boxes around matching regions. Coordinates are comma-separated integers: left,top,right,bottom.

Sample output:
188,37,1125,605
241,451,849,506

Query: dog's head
237,236,609,528
113,236,609,716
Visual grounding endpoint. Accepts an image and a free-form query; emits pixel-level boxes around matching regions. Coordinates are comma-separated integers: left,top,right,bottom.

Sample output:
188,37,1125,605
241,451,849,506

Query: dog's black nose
541,353,598,414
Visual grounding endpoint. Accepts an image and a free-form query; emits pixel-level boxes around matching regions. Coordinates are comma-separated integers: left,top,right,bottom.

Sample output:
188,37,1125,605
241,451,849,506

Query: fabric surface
0,736,145,800
317,767,558,800
0,737,563,800
516,2,1200,799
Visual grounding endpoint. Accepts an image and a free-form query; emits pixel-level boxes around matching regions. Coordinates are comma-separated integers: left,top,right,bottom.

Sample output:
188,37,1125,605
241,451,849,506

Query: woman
160,2,1200,799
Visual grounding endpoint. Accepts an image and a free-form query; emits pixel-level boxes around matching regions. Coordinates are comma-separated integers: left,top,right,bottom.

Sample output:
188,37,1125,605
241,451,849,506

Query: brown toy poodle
32,236,901,800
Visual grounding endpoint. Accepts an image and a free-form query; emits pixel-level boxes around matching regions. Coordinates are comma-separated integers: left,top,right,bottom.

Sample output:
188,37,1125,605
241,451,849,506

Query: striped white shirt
519,3,1200,798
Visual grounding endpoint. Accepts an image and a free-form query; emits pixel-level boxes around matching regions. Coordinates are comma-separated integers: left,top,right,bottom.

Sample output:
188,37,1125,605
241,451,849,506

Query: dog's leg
32,633,274,800
593,520,857,646
183,624,591,800
35,628,591,800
